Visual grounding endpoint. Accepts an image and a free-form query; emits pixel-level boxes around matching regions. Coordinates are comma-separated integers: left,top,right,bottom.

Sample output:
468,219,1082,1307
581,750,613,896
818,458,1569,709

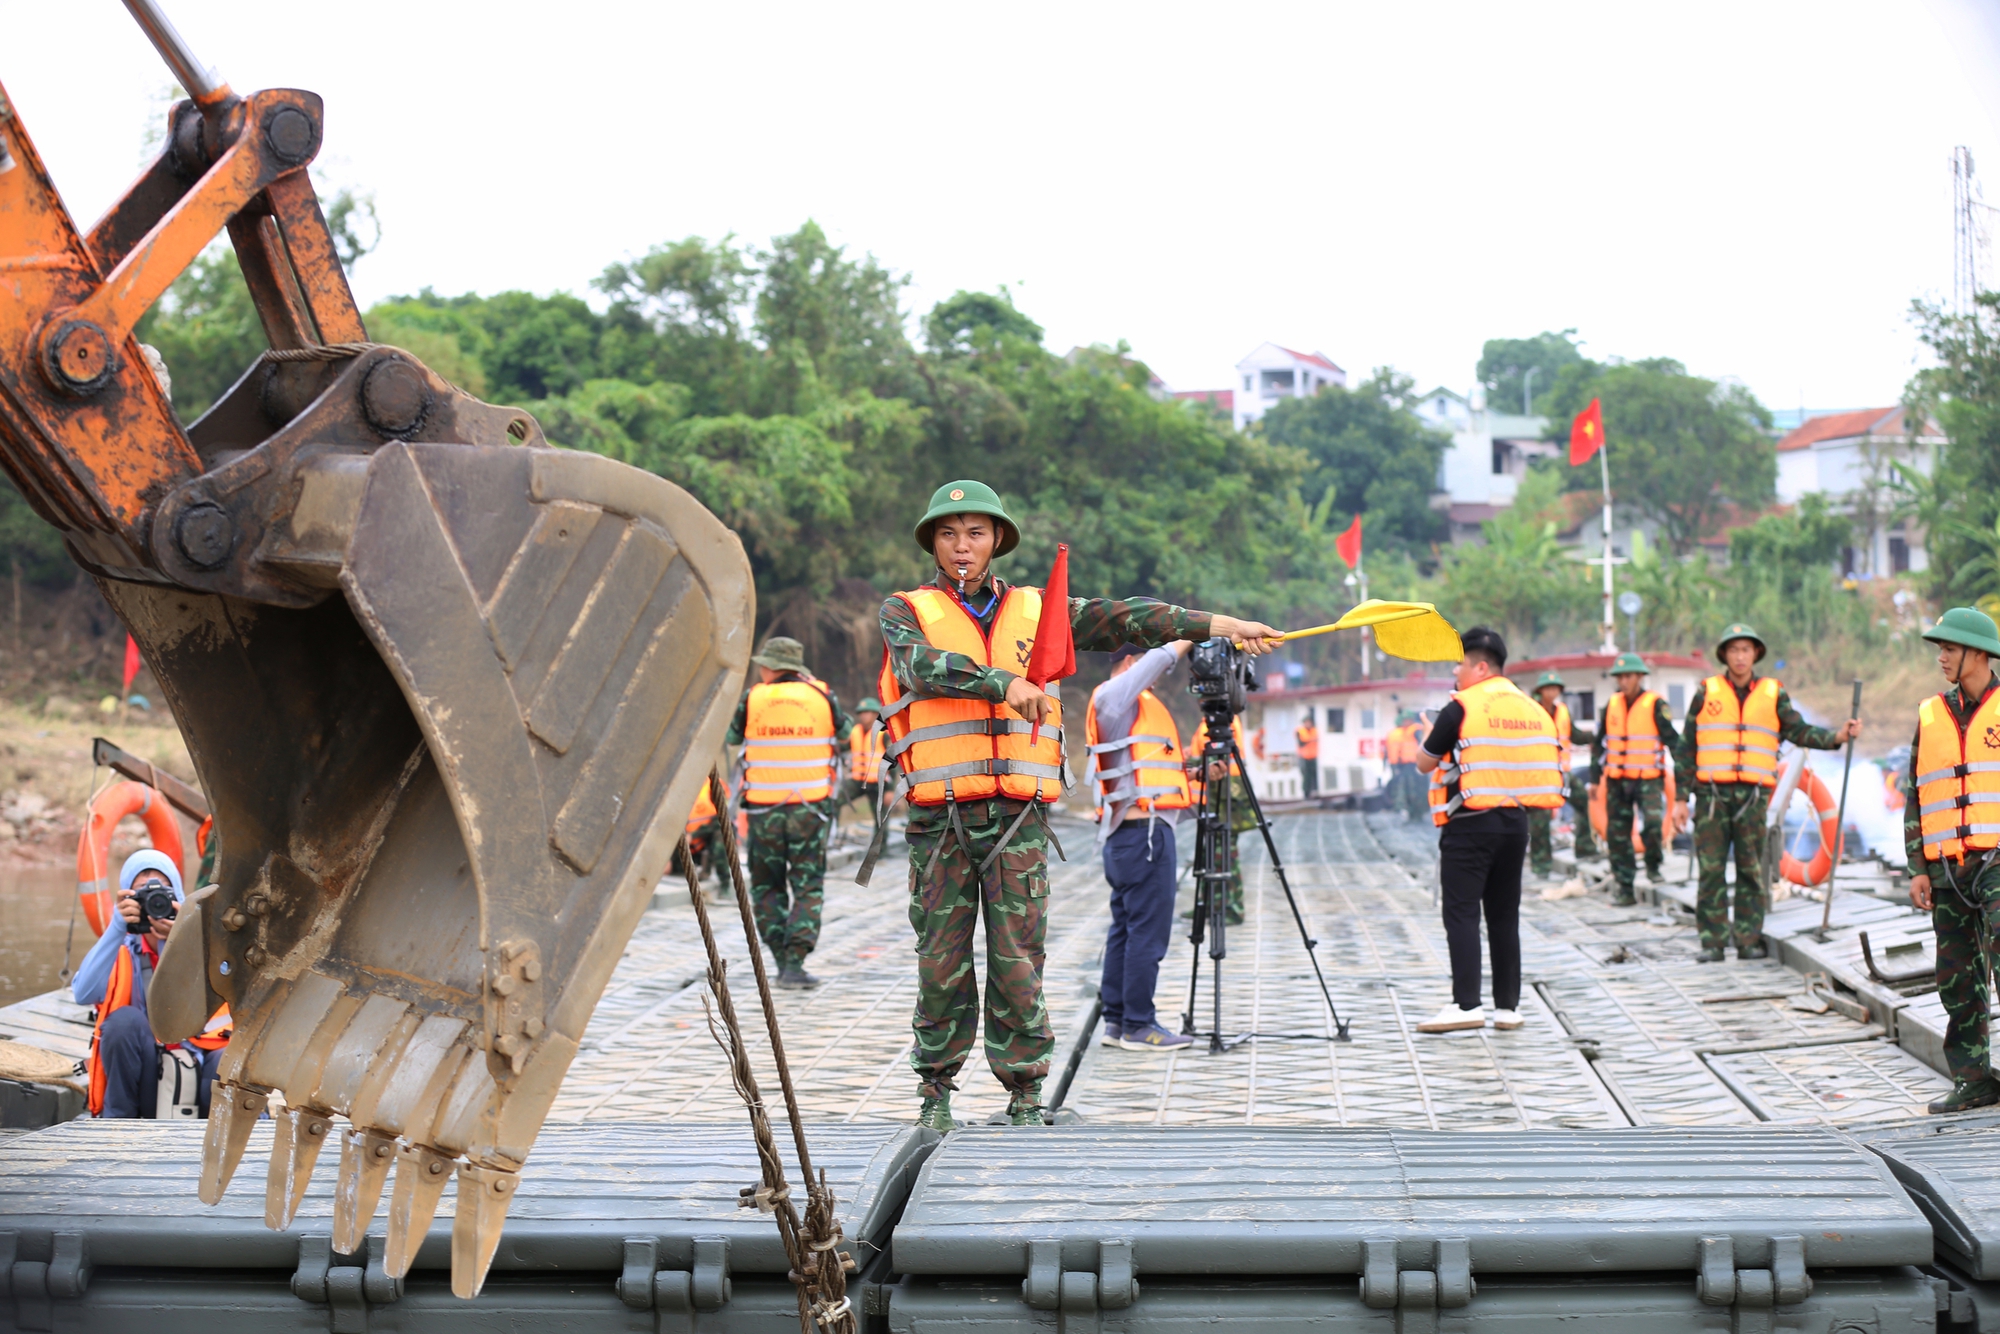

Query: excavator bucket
0,5,751,1298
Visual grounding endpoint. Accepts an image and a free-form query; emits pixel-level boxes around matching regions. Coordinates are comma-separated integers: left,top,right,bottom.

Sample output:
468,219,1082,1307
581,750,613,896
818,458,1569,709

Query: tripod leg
1182,822,1208,1035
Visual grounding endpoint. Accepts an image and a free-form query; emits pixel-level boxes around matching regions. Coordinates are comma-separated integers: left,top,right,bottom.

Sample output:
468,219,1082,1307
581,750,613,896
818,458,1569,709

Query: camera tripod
1180,706,1352,1052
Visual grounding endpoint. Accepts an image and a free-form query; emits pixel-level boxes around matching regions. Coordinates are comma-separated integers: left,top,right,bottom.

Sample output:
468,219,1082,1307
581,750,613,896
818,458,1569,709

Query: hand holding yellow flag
1278,600,1463,663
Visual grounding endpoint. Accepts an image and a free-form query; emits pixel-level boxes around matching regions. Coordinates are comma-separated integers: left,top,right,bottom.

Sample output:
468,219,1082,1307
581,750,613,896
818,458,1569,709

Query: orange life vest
742,678,838,805
685,780,718,834
848,722,886,784
1602,691,1663,780
1428,675,1563,826
1916,687,2000,862
89,939,231,1116
1086,688,1191,817
1693,675,1781,786
1296,722,1320,760
878,586,1066,806
1187,716,1247,806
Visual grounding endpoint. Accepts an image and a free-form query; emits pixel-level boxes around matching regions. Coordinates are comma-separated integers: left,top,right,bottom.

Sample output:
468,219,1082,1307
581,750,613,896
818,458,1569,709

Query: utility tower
1955,146,1991,313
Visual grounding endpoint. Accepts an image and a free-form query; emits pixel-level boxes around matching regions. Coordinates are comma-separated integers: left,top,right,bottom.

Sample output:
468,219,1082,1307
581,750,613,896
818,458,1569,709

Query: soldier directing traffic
1906,607,2000,1115
1592,654,1679,905
1526,671,1594,881
1671,624,1859,962
726,636,854,989
874,480,1280,1129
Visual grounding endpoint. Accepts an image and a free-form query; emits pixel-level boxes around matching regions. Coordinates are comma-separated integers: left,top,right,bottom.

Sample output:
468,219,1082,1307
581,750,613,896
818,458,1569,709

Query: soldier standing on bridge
727,636,853,990
1593,654,1679,905
1906,608,2000,1115
873,481,1279,1129
1672,624,1860,962
1526,671,1593,881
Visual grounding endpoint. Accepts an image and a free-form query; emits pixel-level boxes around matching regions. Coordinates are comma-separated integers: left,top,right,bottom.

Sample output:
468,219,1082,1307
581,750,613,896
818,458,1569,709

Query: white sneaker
1491,1009,1524,1031
1415,1004,1486,1033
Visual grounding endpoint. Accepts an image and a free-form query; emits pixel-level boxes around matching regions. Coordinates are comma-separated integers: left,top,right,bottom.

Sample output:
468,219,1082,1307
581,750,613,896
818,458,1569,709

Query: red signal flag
121,634,142,693
1570,397,1605,466
1022,543,1075,746
1335,514,1363,570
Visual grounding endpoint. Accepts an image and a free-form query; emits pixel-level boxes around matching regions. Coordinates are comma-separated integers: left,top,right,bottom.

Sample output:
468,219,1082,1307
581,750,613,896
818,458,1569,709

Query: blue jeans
98,1006,221,1119
1100,817,1178,1031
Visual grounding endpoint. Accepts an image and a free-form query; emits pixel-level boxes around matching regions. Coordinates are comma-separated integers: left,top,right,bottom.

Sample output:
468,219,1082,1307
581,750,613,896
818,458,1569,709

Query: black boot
1929,1079,2000,1115
776,957,822,989
1737,943,1768,961
1695,947,1726,963
1611,887,1638,907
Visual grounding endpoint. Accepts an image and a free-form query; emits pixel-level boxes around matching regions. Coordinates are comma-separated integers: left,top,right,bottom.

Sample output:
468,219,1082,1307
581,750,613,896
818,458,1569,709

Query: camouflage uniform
881,571,1205,1099
1566,771,1598,859
1589,692,1679,894
1906,678,2000,1086
1529,709,1597,876
727,676,853,969
1673,678,1840,953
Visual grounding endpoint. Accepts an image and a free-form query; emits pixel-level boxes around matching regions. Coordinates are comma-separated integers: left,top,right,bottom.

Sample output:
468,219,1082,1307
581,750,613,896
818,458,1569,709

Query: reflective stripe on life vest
1429,675,1563,826
1693,675,1781,786
1603,691,1664,780
877,586,1066,806
1916,690,2000,861
742,679,837,804
1085,688,1191,817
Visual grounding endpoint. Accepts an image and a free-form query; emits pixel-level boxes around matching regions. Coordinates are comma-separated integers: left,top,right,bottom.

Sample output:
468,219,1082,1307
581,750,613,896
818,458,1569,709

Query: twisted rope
257,341,383,363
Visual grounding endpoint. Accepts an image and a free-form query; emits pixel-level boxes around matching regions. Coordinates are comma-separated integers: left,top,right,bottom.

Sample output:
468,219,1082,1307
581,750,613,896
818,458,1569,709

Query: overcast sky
4,1,1996,412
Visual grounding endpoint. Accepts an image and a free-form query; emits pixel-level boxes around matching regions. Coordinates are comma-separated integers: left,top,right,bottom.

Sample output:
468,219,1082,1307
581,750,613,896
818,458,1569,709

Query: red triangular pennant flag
1023,544,1074,747
1335,514,1363,570
1570,397,1605,466
121,634,142,693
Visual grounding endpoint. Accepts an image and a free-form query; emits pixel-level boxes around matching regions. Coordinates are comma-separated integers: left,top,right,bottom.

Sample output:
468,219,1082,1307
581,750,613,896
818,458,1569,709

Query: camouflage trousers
1568,782,1598,859
1390,765,1428,820
906,798,1053,1100
1930,853,2000,1086
676,818,719,884
1693,782,1768,952
1605,776,1666,891
747,801,831,964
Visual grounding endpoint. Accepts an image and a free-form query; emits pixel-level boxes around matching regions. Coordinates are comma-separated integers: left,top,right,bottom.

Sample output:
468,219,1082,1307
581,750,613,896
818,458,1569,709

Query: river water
0,865,83,1007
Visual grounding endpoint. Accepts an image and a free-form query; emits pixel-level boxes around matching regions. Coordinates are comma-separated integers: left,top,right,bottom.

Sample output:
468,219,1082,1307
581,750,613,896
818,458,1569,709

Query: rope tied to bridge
681,765,856,1334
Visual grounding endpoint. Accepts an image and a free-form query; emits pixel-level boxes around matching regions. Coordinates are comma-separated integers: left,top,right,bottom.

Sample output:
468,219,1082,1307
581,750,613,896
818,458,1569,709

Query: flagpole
1598,438,1617,654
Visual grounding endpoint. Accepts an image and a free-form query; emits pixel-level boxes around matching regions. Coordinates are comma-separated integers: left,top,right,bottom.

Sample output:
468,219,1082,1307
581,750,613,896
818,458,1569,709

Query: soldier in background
1905,608,2000,1114
842,696,886,819
1526,671,1593,880
1296,713,1321,801
1673,624,1859,962
726,636,853,989
1386,710,1427,822
1593,654,1678,905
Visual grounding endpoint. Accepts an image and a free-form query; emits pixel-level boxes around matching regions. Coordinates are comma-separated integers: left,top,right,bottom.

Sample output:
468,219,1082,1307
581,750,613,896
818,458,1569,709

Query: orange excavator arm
0,1,752,1300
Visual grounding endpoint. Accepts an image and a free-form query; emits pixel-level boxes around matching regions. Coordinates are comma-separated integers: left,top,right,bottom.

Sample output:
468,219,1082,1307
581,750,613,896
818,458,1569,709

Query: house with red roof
1231,342,1347,430
1775,407,1942,576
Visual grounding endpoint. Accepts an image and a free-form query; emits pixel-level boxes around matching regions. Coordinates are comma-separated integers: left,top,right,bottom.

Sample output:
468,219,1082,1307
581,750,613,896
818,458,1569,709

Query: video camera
126,882,177,935
1187,636,1259,720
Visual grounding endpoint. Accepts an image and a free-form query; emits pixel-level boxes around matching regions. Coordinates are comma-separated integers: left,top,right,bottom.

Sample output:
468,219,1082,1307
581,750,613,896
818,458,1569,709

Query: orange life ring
1881,766,1905,812
1588,768,1681,849
1776,766,1841,887
75,780,185,936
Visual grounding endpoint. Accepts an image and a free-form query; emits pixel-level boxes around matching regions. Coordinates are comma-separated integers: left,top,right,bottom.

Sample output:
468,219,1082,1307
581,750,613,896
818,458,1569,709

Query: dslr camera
126,882,177,935
1186,636,1259,719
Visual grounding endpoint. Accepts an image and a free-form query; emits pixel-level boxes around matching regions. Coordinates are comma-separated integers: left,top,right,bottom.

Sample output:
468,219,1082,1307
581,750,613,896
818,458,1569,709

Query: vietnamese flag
1022,544,1075,745
1570,397,1606,466
121,634,142,693
1335,514,1363,570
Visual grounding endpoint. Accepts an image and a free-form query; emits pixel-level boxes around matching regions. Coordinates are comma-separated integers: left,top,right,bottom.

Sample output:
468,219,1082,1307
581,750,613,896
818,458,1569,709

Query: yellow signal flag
1278,600,1464,663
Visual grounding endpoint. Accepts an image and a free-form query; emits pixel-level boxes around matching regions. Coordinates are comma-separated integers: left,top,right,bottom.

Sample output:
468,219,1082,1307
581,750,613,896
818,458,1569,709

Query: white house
1774,407,1941,577
1423,385,1556,543
1232,343,1346,431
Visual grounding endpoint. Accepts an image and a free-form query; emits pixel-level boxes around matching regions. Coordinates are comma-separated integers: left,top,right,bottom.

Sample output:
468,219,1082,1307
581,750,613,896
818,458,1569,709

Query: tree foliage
1477,329,1584,416
1904,294,2000,609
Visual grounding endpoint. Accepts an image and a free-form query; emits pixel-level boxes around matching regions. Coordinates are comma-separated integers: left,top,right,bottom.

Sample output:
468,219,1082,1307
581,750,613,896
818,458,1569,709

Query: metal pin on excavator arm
0,2,752,1298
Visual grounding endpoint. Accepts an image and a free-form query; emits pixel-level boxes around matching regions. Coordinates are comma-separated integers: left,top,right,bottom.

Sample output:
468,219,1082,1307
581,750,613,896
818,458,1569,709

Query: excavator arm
0,2,752,1297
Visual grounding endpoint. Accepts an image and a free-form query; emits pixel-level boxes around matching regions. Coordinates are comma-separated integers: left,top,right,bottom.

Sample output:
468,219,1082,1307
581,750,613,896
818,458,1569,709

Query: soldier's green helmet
915,480,1020,557
1609,652,1648,677
1714,622,1766,663
855,696,884,714
1532,670,1565,690
1923,607,2000,657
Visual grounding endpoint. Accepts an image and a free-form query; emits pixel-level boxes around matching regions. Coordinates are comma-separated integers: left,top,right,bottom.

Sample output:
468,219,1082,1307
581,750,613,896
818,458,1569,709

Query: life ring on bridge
75,780,185,936
1776,766,1841,887
1587,768,1682,850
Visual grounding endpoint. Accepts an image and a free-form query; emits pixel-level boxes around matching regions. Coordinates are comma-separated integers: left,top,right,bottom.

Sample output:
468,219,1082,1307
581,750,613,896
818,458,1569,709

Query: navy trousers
98,1006,221,1119
1100,817,1178,1031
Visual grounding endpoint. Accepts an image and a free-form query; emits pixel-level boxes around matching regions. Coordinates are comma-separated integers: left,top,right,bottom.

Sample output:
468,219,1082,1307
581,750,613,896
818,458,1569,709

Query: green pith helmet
914,480,1020,557
751,636,808,672
1714,622,1767,664
1396,709,1418,724
1609,652,1648,677
855,696,884,714
1532,670,1565,691
1924,607,2000,657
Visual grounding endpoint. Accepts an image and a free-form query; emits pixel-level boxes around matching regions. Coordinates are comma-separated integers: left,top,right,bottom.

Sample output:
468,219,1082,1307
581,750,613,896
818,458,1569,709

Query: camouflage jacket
1590,693,1681,773
1669,676,1841,778
1905,676,1999,876
878,570,1210,706
725,672,855,747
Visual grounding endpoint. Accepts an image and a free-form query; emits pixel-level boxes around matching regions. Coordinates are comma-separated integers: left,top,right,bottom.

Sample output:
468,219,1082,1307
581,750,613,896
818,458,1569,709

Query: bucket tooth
199,1083,269,1205
333,1128,398,1253
450,1162,519,1299
265,1103,335,1229
384,1143,455,1277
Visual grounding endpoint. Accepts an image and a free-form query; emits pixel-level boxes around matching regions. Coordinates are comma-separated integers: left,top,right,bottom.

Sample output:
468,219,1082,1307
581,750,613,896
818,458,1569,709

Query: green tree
1427,468,1596,649
1253,369,1450,559
1905,293,2000,606
133,244,265,420
1543,358,1775,554
1478,329,1583,416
